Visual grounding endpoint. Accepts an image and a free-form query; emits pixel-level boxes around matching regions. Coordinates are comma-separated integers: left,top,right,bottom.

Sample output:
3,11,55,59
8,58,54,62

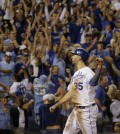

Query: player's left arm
50,84,74,112
89,58,103,86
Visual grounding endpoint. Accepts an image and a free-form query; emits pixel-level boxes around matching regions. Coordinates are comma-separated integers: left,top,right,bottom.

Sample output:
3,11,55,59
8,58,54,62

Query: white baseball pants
63,105,98,134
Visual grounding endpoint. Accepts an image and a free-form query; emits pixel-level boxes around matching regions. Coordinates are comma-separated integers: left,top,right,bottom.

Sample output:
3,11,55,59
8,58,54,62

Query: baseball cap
17,54,22,58
39,75,47,84
43,94,55,101
72,48,89,63
47,81,55,90
19,45,27,50
0,93,9,99
4,39,11,45
5,52,12,57
22,52,30,57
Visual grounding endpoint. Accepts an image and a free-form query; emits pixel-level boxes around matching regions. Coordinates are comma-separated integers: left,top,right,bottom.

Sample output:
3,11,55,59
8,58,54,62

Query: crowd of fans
0,0,120,134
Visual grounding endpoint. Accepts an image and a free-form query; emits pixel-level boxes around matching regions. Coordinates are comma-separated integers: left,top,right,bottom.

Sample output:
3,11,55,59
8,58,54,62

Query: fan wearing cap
0,92,20,134
50,48,103,134
0,51,15,86
33,75,50,126
39,94,61,134
0,39,14,62
19,45,28,55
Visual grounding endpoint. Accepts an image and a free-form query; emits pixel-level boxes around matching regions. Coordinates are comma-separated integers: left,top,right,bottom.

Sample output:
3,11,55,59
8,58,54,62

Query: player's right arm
50,84,74,112
89,58,103,86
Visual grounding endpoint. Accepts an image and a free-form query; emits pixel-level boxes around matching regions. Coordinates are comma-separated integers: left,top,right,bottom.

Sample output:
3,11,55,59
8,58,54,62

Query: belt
76,103,96,109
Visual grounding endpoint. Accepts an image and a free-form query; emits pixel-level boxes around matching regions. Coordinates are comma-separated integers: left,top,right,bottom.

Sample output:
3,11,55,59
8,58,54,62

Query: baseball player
50,48,103,134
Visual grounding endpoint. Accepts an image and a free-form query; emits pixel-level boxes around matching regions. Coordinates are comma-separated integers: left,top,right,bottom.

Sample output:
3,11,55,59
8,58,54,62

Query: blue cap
4,39,11,45
72,48,89,63
39,75,47,84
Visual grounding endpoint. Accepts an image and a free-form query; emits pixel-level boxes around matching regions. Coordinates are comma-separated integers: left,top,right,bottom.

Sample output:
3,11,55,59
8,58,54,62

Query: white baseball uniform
63,67,98,134
10,78,29,95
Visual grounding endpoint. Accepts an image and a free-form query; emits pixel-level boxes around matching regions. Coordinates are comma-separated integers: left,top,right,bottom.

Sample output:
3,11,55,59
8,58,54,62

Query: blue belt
77,103,96,109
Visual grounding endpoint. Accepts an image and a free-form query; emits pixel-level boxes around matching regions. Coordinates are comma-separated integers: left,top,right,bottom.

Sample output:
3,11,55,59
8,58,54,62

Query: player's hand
49,105,57,112
101,106,107,111
96,57,104,69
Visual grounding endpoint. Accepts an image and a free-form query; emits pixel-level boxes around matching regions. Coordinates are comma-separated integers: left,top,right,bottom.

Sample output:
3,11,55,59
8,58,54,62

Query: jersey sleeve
22,78,29,88
86,73,94,84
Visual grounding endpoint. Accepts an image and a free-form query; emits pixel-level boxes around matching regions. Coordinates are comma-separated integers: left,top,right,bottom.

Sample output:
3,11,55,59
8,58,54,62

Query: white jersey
68,67,96,106
10,79,29,95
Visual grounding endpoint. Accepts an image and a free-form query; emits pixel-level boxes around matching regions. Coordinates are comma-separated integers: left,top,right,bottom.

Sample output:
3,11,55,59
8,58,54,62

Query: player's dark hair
13,74,22,82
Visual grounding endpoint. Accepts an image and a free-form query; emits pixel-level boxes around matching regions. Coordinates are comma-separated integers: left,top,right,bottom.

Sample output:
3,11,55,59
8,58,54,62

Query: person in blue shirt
33,75,48,125
0,92,20,134
101,25,113,48
0,52,15,87
95,74,108,133
48,65,61,94
39,94,61,134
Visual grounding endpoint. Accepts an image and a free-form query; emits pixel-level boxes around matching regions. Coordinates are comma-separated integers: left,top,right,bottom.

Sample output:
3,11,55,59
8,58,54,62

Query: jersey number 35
74,82,83,90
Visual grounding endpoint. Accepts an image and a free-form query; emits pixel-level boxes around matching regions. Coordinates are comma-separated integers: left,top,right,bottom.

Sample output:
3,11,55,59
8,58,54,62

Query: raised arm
108,58,120,77
89,58,103,86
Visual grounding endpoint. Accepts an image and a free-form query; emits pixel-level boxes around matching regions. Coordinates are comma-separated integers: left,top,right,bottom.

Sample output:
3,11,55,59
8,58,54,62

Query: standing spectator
0,39,12,61
110,89,120,128
48,65,61,94
0,92,20,134
95,74,108,133
33,75,48,125
13,91,34,134
0,51,15,86
52,36,66,78
106,84,118,122
9,67,29,95
19,44,28,55
39,94,61,134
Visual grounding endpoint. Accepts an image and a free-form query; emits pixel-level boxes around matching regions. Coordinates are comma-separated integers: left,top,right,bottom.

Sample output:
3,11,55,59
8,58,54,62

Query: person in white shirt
2,0,12,20
9,67,29,95
110,89,120,125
